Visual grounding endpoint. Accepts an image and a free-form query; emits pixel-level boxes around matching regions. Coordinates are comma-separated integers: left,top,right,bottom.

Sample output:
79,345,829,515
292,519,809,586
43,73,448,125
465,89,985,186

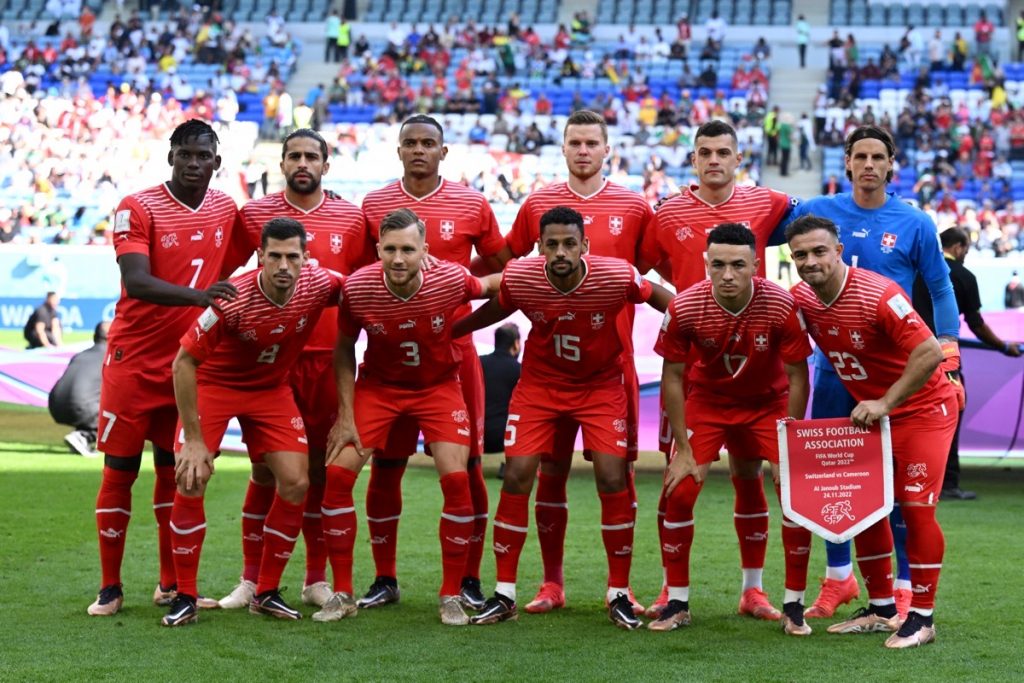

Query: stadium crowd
814,14,1024,256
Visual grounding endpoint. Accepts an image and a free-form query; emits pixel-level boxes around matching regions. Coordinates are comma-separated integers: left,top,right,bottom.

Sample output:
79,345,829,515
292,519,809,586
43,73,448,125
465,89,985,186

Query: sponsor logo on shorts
452,410,468,424
904,482,924,493
613,419,627,433
906,463,927,479
291,417,305,431
609,216,623,236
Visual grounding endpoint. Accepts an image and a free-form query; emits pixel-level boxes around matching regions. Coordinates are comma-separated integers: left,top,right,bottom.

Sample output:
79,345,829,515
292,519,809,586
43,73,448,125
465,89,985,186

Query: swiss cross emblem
850,329,865,349
754,333,768,351
296,315,308,332
330,233,343,254
439,220,455,240
591,312,605,329
431,314,445,333
881,232,897,253
214,227,223,247
609,216,623,236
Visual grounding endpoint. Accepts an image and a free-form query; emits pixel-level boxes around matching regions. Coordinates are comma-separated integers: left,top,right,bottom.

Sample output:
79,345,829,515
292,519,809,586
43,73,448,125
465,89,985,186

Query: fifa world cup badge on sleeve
777,417,893,543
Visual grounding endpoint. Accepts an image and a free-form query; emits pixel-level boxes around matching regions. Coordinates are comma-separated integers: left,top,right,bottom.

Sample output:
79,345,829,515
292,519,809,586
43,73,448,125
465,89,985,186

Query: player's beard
547,258,581,279
286,173,319,195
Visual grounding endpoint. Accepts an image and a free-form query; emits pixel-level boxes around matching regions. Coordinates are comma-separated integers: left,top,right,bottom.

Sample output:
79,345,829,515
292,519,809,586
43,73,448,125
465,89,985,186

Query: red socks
365,459,406,579
95,466,137,588
493,491,530,585
241,479,275,583
535,470,569,586
153,465,177,589
465,458,489,581
322,465,359,594
438,471,473,596
302,481,327,585
599,489,634,589
661,477,702,588
256,494,304,595
170,492,206,598
901,504,944,610
732,475,769,571
853,518,895,600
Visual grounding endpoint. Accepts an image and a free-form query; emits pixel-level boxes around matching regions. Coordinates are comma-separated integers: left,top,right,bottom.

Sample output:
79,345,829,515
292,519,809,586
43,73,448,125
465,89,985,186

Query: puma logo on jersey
191,230,204,241
399,319,416,329
558,311,576,321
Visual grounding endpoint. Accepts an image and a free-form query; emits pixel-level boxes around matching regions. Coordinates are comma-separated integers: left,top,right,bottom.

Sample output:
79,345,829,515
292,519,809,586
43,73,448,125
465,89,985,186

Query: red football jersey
361,179,506,267
791,268,954,417
235,192,370,351
506,180,654,264
109,183,239,377
655,277,811,404
642,184,794,290
340,261,483,388
498,255,652,387
181,266,342,391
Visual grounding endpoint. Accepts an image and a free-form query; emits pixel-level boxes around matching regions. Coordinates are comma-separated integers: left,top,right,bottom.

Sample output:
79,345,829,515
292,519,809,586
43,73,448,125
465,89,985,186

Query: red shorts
174,385,308,462
681,396,788,465
547,356,638,462
289,350,337,452
891,400,957,504
356,379,471,455
380,338,484,458
505,379,628,459
98,363,177,456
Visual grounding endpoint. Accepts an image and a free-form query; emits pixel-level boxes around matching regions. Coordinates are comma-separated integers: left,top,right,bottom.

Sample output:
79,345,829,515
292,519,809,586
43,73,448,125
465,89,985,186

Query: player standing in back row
88,119,240,617
501,109,655,616
217,129,370,611
640,119,799,619
357,115,512,611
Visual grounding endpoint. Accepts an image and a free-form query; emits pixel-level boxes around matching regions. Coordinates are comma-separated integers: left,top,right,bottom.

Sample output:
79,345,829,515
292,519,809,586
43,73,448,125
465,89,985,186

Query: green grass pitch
1,404,1022,681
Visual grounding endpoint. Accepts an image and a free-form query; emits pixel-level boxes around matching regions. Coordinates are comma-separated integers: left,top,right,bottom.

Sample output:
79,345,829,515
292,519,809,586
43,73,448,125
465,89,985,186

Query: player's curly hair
844,125,895,183
283,128,330,160
539,206,585,238
169,119,219,148
707,222,755,249
784,215,840,243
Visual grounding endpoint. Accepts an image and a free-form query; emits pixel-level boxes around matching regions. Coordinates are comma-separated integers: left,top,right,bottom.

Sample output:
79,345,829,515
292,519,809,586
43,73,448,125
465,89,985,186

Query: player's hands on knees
850,400,889,429
326,418,368,465
664,442,700,494
199,281,238,306
175,440,214,492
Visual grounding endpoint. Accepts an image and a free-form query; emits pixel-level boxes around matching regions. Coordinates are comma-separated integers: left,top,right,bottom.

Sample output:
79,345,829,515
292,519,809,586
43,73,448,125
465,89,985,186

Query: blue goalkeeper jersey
784,192,958,370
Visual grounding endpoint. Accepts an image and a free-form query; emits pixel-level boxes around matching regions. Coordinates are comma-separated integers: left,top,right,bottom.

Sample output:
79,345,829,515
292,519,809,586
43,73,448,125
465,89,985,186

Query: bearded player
217,129,370,611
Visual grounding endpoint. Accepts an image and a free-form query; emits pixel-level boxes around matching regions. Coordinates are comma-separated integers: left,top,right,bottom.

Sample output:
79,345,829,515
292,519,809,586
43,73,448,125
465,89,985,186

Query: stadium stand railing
829,0,1005,28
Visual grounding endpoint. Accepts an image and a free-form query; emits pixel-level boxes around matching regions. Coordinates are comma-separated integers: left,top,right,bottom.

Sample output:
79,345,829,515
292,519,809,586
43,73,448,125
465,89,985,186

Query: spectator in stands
927,30,945,72
822,173,841,195
570,11,592,45
24,291,63,349
676,14,691,57
950,31,969,71
827,30,845,71
795,14,810,68
799,112,815,171
753,36,770,63
974,10,995,63
705,10,726,49
1005,271,1024,308
49,320,110,457
778,112,793,176
324,10,340,62
763,105,779,165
